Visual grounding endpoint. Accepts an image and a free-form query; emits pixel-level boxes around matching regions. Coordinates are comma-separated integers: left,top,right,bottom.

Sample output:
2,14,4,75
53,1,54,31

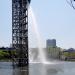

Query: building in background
46,39,62,60
47,47,61,59
46,39,56,48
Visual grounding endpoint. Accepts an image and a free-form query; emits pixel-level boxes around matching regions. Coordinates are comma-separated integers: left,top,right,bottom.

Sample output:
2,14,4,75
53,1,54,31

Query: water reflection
29,63,63,75
0,62,28,75
1,62,75,75
13,67,28,75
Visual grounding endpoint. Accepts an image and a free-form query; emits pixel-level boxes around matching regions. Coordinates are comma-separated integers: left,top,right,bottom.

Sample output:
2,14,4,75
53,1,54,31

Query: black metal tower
12,0,31,66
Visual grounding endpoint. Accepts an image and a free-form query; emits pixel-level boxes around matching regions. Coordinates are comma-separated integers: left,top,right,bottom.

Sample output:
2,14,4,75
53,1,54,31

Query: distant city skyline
0,0,75,49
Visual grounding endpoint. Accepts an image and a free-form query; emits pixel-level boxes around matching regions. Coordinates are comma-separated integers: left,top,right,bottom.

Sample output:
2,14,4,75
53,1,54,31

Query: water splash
28,6,46,63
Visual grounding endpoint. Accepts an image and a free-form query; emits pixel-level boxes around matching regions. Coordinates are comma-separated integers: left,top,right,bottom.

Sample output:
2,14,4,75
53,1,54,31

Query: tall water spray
28,6,46,63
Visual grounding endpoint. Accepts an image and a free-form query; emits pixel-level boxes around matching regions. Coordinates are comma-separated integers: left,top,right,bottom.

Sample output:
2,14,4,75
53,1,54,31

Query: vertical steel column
12,0,28,66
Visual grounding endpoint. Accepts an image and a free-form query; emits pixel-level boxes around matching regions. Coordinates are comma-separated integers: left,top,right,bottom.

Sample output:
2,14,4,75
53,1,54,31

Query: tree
67,0,75,9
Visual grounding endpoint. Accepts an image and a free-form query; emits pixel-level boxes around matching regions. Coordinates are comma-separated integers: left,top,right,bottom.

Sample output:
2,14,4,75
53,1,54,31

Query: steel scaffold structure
12,0,30,66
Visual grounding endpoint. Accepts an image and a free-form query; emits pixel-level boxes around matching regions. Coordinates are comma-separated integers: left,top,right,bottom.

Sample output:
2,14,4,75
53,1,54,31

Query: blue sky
0,0,75,49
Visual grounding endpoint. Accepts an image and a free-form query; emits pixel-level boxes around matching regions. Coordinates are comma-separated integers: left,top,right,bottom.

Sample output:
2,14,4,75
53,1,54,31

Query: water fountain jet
28,6,56,65
29,6,46,63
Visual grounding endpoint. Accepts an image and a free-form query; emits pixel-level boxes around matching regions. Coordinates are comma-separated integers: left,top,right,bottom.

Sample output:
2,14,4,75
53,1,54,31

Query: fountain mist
28,6,46,63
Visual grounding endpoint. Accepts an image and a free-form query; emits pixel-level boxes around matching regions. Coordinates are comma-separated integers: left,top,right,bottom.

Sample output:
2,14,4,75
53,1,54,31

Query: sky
0,0,75,49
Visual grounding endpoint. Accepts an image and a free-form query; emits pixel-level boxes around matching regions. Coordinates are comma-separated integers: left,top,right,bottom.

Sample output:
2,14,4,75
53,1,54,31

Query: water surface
0,61,75,75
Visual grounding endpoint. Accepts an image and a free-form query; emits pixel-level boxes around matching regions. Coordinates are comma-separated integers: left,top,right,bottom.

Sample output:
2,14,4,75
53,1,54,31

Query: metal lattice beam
12,0,30,66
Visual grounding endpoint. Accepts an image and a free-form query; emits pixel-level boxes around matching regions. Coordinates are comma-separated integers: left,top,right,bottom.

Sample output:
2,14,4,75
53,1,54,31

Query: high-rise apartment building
46,39,56,48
